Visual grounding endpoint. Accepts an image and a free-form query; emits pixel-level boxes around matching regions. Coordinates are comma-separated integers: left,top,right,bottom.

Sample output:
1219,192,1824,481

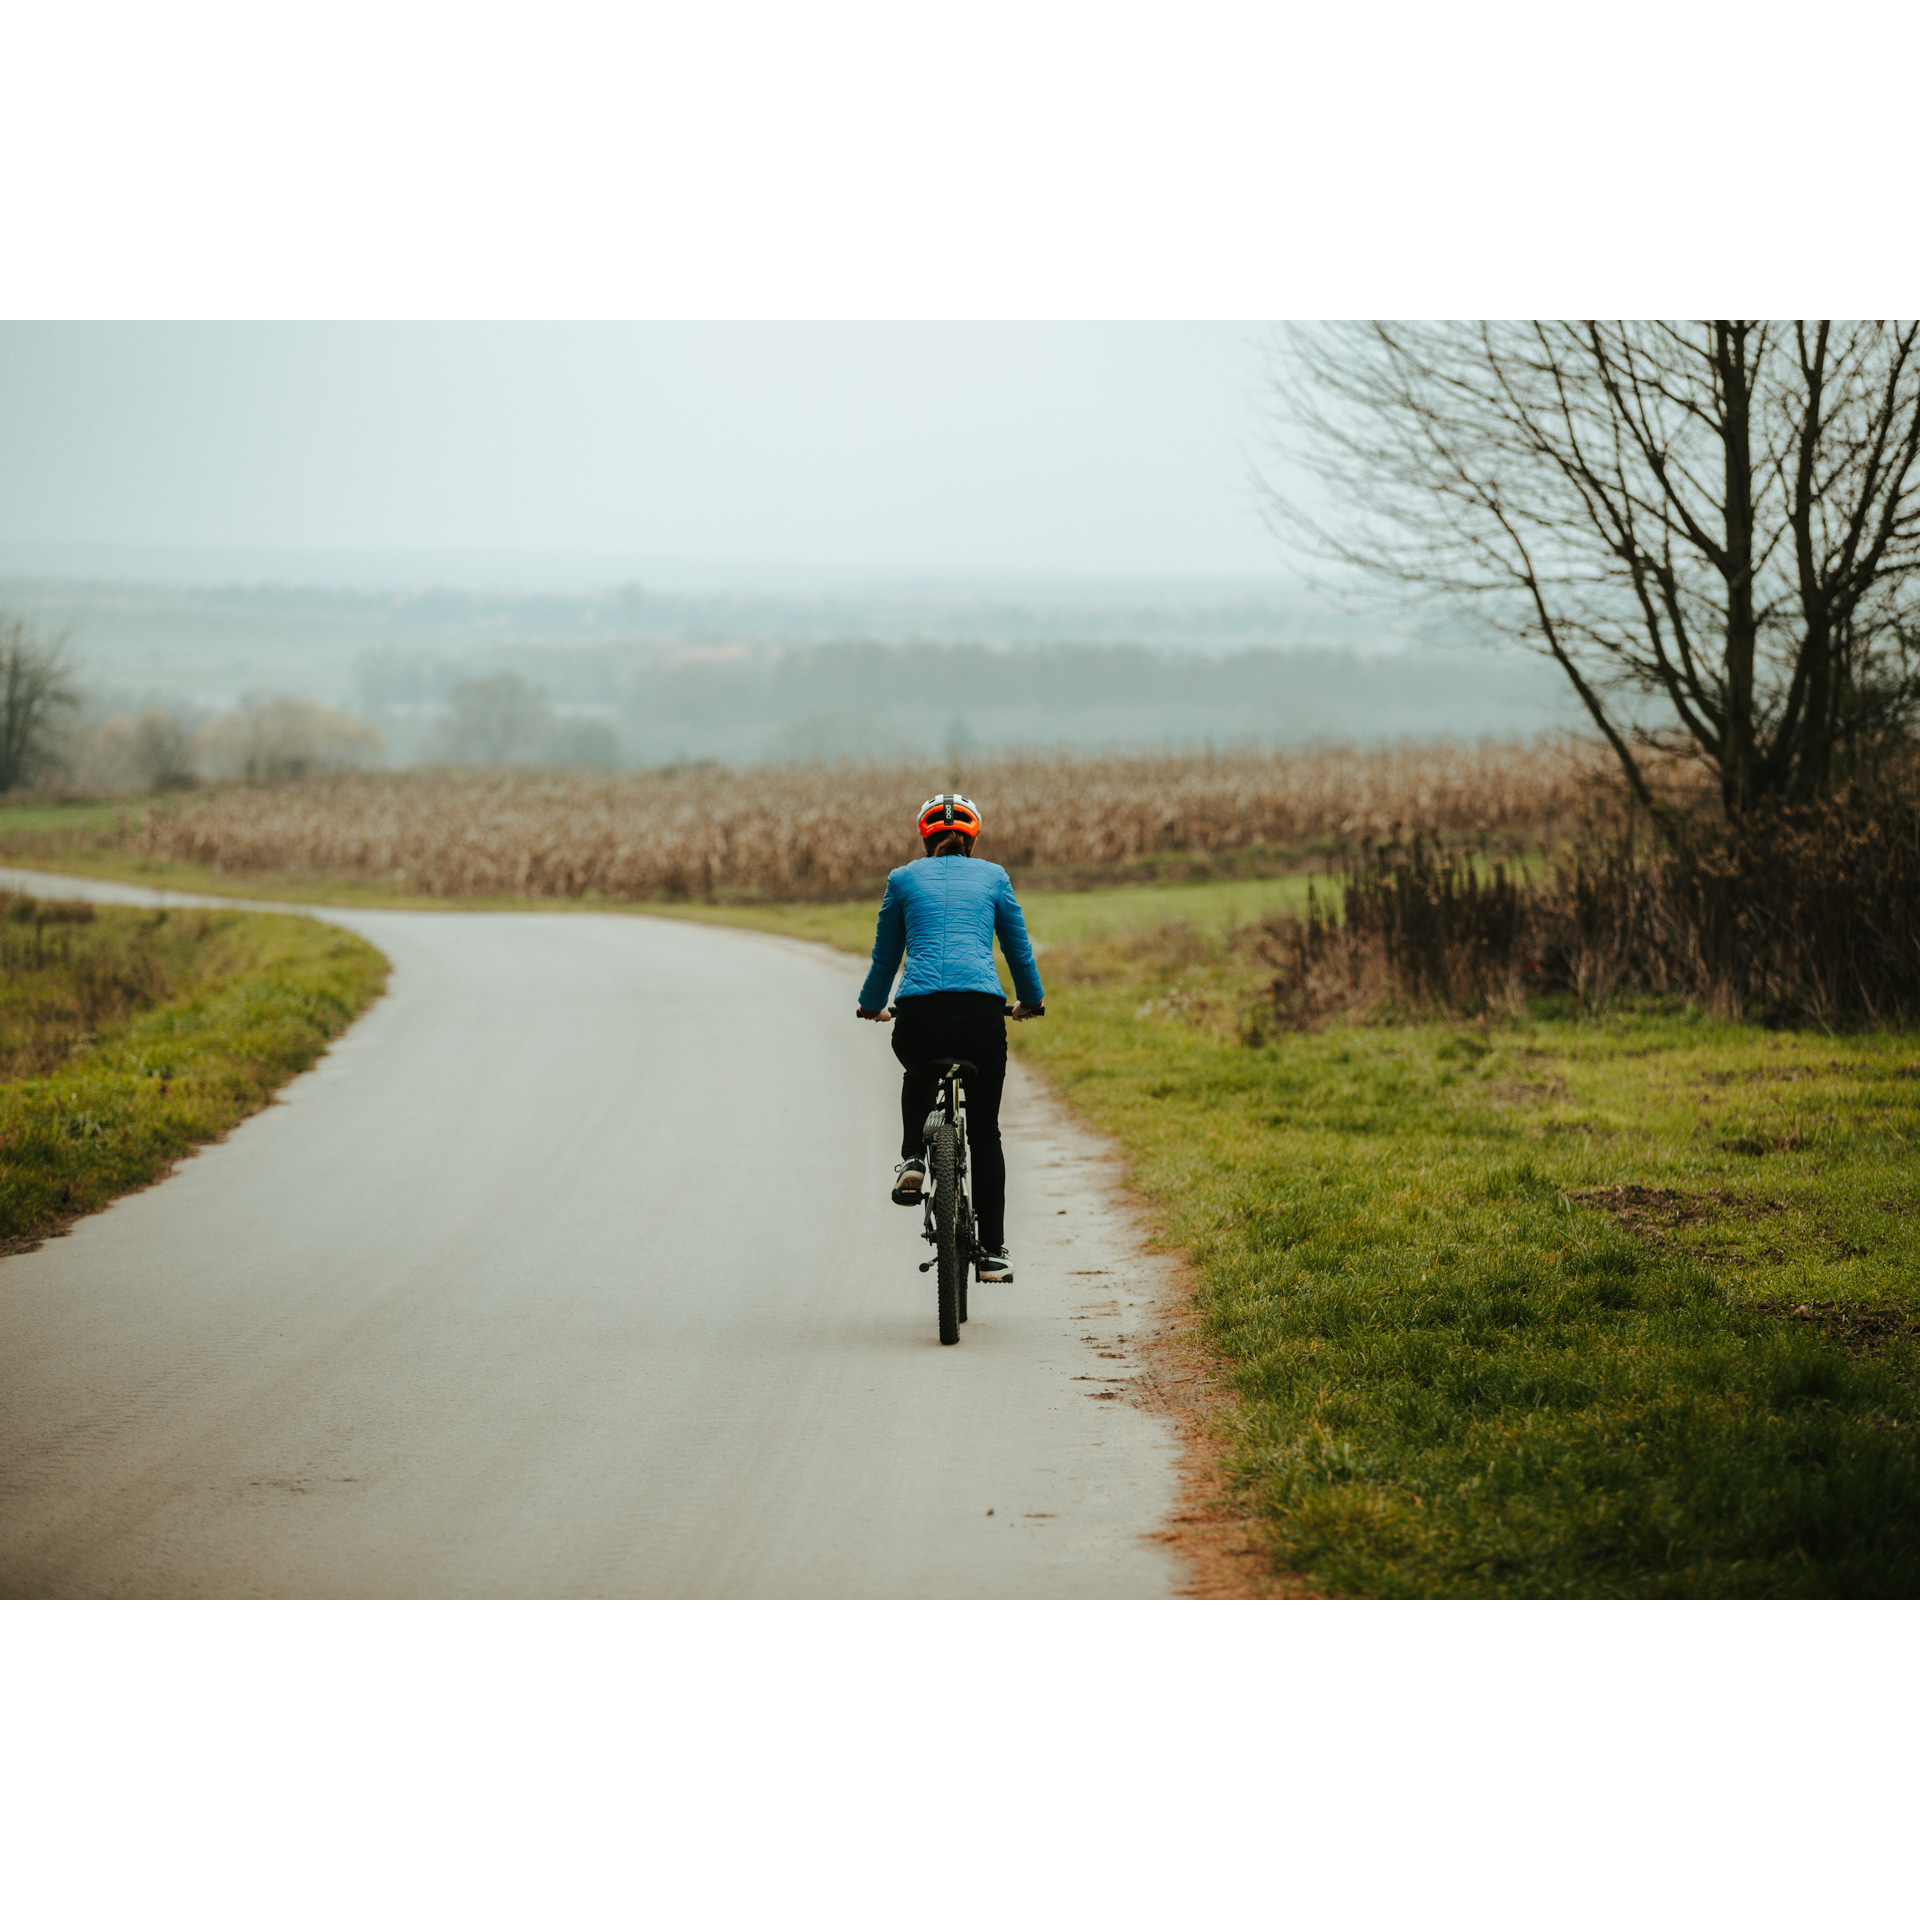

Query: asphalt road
0,873,1185,1597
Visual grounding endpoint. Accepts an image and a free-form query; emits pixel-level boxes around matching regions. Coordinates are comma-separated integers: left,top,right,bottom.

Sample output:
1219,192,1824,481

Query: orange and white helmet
916,793,982,840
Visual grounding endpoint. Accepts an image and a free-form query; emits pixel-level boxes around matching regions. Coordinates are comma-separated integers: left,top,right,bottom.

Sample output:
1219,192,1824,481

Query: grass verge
0,895,388,1248
1015,925,1920,1597
0,844,608,912
640,872,1320,956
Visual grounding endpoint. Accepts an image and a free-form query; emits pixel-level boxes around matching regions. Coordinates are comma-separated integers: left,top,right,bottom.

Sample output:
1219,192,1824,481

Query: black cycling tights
891,991,1009,1251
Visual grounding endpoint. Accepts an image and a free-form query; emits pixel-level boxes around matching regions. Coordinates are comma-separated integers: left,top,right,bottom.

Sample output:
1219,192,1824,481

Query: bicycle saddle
924,1056,978,1078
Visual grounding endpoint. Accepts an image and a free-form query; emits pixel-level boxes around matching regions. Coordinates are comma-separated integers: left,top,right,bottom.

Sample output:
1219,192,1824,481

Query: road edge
1006,1060,1308,1600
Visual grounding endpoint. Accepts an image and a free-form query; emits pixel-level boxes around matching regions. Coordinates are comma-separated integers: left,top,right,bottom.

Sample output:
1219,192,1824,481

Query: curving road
0,872,1184,1597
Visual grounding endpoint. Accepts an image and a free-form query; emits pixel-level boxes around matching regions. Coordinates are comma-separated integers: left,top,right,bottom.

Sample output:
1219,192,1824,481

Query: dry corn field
129,741,1615,902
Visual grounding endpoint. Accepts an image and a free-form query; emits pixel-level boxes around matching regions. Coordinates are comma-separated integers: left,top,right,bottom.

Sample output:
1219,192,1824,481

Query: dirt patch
1569,1183,1877,1267
1569,1183,1788,1241
1698,1063,1848,1086
0,1222,70,1261
1750,1300,1920,1356
1717,1122,1817,1155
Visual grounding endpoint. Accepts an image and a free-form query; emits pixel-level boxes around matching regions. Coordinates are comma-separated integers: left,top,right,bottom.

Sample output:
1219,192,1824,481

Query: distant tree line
355,636,1575,769
0,613,388,795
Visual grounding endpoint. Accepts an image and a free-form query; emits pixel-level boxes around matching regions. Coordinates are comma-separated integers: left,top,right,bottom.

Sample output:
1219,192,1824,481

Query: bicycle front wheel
930,1123,963,1346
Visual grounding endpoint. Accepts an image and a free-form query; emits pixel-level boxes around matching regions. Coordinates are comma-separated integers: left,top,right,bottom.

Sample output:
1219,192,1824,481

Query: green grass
644,872,1319,962
0,896,388,1246
0,798,135,841
1012,949,1920,1597
1021,873,1321,943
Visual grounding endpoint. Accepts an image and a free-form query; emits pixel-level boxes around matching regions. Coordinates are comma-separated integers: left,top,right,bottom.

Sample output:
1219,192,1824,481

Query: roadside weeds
0,899,388,1251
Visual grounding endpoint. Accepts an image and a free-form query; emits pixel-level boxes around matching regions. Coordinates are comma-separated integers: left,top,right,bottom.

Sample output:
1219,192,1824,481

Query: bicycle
887,1002,1041,1347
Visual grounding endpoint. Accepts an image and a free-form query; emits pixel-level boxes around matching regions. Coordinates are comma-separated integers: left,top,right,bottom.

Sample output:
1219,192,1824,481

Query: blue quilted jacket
858,856,1044,1011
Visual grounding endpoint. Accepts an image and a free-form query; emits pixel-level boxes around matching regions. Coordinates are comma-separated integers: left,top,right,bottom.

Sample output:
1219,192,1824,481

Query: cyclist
856,793,1044,1283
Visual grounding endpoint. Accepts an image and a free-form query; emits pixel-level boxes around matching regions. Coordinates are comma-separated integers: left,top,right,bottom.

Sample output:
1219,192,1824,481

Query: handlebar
855,1002,1044,1022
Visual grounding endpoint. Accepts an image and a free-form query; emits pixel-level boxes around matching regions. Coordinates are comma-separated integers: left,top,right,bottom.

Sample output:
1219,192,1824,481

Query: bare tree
430,672,620,769
0,613,80,792
1261,323,1920,820
431,673,553,766
132,712,196,792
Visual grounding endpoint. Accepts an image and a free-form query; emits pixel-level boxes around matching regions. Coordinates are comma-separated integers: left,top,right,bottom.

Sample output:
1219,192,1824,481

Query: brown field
115,740,1610,903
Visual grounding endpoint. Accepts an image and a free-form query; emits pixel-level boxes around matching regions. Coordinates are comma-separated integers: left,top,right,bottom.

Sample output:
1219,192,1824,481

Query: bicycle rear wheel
930,1123,963,1346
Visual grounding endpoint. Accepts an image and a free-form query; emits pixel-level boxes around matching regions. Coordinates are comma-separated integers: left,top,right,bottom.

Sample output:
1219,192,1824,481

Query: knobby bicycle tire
955,1116,971,1325
930,1122,963,1346
956,1192,972,1325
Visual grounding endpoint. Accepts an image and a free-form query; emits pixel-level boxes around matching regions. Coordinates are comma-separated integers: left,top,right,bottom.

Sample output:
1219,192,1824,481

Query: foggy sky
0,323,1293,584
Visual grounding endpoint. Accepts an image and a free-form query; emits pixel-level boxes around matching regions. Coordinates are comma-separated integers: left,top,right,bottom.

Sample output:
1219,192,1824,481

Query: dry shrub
1264,775,1920,1029
1263,851,1470,1028
1541,786,1920,1024
127,740,1605,902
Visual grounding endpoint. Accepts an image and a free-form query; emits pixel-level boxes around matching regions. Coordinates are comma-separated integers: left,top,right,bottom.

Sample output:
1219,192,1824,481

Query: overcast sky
0,323,1298,587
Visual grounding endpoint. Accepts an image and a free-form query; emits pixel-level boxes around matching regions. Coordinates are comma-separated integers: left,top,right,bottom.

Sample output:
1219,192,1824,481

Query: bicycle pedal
977,1273,1014,1283
918,1259,935,1273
